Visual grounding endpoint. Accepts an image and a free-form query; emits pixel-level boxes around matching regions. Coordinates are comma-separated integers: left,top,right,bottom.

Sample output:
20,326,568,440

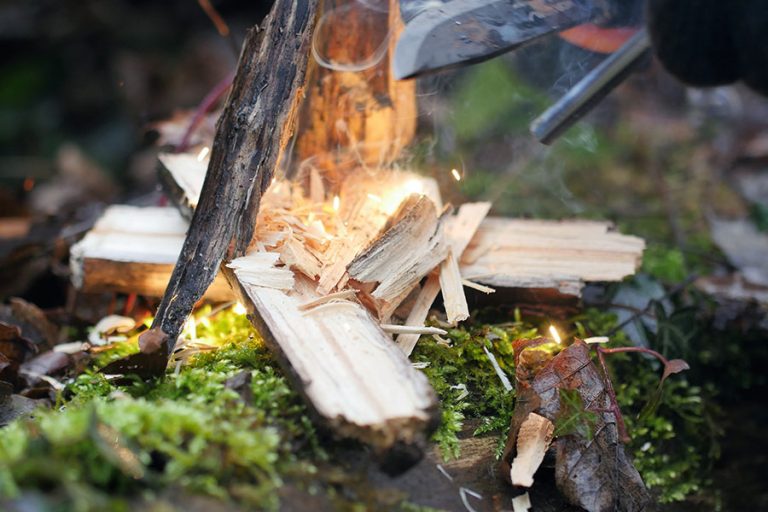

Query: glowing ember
333,195,340,212
451,168,462,182
549,325,562,344
196,146,210,161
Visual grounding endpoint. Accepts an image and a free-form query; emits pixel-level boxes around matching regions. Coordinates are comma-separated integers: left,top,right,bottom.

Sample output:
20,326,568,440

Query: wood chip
461,279,496,294
298,289,357,311
396,202,491,355
439,250,469,325
510,412,554,487
380,324,447,336
227,252,295,291
512,492,532,512
348,195,449,319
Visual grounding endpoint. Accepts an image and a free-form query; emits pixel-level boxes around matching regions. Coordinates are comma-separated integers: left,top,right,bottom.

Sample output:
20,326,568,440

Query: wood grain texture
69,206,232,300
461,218,645,296
294,0,416,173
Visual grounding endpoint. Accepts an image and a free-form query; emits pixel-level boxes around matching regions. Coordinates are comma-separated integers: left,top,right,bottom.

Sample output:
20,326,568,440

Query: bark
144,0,319,363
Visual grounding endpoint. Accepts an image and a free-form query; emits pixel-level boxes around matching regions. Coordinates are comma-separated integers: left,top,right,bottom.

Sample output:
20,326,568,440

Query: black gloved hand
647,0,768,95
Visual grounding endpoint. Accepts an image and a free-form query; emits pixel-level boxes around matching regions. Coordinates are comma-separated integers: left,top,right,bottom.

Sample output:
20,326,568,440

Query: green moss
578,308,720,503
413,315,538,459
0,308,322,511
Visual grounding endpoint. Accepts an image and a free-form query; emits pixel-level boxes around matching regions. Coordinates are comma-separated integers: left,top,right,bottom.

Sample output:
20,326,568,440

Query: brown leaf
8,298,59,350
0,381,41,426
503,341,650,512
661,358,690,382
19,351,71,387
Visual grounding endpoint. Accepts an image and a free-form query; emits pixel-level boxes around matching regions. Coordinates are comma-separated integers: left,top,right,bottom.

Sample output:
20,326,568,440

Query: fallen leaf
0,381,40,426
503,340,650,512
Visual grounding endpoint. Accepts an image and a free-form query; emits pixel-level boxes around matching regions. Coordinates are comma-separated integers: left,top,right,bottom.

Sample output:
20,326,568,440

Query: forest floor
1,3,768,510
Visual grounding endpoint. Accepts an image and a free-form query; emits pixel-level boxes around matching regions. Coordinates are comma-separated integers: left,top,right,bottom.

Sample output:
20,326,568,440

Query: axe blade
394,0,599,79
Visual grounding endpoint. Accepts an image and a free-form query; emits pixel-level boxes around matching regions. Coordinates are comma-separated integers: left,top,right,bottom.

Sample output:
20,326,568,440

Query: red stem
176,70,236,153
598,346,670,367
595,347,631,444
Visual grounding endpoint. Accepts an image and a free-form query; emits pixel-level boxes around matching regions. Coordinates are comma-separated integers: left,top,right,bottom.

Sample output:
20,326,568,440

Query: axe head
394,0,604,79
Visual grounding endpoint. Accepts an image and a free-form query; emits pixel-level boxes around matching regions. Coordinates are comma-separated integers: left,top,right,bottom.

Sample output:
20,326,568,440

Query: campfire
68,0,650,508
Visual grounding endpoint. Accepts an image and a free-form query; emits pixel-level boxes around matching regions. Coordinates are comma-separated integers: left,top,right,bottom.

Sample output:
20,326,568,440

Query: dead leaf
503,341,650,512
5,298,59,350
0,381,40,426
19,351,72,387
662,358,690,382
0,322,36,387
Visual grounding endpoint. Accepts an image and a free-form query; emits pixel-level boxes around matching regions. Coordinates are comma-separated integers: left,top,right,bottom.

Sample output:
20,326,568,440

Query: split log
144,0,320,360
70,206,232,300
347,194,449,320
397,202,491,355
461,218,645,296
227,270,439,472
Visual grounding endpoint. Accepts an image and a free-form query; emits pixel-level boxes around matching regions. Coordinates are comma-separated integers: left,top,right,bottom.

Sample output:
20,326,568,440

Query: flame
404,179,423,195
332,195,340,212
451,168,462,182
233,302,247,315
549,325,562,344
197,146,210,161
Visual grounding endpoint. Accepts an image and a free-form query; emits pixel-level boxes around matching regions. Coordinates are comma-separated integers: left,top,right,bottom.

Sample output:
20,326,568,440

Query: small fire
549,325,562,344
197,146,210,161
332,195,340,212
233,302,247,315
451,168,462,182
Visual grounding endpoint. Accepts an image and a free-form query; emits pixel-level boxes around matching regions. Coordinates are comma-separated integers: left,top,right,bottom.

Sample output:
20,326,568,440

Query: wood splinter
509,412,555,487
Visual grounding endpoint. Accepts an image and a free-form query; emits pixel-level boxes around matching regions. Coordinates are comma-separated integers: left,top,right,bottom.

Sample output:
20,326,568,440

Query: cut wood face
70,206,232,301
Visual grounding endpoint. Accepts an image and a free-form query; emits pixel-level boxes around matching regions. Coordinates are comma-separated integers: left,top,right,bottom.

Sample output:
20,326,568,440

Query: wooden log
225,269,439,472
461,218,645,296
70,206,232,301
144,0,320,360
295,0,416,173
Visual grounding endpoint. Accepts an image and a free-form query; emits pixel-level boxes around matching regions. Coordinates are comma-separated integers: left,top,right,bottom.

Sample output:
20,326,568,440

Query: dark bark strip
144,0,319,363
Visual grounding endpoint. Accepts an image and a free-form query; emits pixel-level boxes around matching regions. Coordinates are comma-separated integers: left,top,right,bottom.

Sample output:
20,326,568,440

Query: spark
451,168,462,182
196,146,210,161
332,195,340,212
367,193,382,203
549,325,562,344
233,302,247,315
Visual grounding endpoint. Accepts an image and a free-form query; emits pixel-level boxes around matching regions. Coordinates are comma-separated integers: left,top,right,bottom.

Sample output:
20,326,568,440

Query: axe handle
531,27,650,145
